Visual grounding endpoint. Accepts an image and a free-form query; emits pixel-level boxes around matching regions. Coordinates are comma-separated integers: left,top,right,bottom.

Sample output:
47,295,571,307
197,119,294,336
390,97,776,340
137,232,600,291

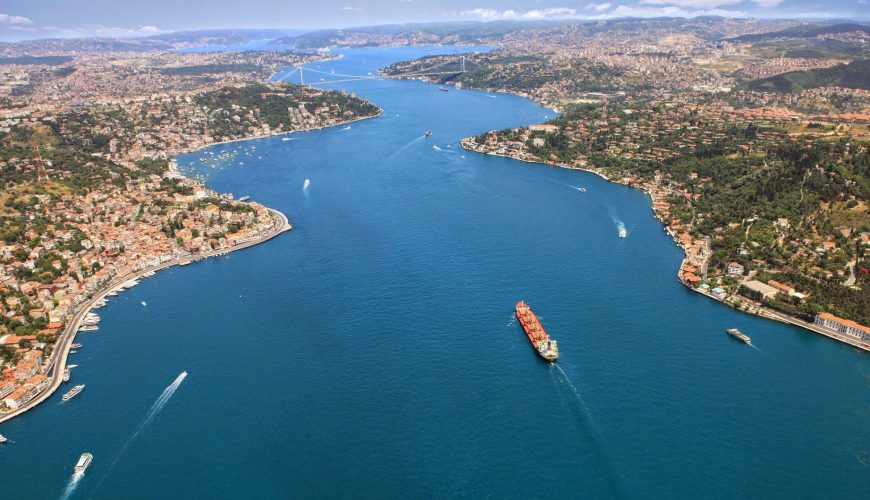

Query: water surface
2,46,868,499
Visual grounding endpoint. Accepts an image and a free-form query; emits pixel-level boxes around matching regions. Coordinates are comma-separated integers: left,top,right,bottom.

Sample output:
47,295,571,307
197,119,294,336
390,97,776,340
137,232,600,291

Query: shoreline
0,209,291,425
460,140,870,354
169,107,384,162
1,78,382,426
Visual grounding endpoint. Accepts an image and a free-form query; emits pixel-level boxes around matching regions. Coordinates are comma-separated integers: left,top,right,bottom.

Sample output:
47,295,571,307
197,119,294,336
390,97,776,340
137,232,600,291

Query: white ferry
62,385,85,402
618,228,628,238
74,453,93,474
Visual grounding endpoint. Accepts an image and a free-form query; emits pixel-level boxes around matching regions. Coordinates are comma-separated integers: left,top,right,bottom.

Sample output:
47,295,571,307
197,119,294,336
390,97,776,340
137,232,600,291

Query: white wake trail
96,372,188,490
59,472,83,500
604,203,627,238
140,371,187,429
551,364,628,498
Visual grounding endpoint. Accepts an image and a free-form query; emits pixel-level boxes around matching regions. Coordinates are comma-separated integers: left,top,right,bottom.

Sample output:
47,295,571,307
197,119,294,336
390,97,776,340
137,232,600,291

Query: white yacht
74,453,93,474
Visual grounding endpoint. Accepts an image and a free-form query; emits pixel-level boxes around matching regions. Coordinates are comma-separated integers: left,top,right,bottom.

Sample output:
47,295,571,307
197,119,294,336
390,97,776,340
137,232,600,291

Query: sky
1,0,869,41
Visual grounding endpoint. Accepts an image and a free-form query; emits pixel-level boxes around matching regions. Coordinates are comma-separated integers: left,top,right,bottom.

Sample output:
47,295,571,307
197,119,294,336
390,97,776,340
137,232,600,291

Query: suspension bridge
278,54,470,86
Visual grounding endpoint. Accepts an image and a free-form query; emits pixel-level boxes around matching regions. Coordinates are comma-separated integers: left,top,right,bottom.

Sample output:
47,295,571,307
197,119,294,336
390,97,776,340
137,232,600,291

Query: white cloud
639,0,742,8
752,0,784,7
0,13,33,25
607,4,746,17
784,10,838,17
460,7,578,20
587,3,613,12
341,6,363,11
82,24,166,37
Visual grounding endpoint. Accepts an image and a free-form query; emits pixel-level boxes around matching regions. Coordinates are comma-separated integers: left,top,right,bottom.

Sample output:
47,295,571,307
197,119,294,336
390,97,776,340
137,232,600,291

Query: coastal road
0,209,291,425
758,307,870,352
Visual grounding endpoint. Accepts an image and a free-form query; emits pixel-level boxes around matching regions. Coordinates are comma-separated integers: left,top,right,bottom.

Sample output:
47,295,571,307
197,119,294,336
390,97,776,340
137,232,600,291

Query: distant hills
740,59,870,93
727,22,870,43
272,21,569,48
277,17,793,49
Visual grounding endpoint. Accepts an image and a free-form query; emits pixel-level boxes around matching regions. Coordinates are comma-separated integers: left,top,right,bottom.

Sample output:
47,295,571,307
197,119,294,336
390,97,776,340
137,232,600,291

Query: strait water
2,47,869,499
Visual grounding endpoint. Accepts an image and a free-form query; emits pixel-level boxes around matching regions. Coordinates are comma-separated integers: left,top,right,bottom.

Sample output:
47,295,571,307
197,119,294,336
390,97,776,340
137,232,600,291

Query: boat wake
96,372,187,489
341,126,352,131
141,371,187,429
59,472,83,500
551,364,626,498
387,135,426,161
616,221,627,238
432,145,443,151
605,204,628,238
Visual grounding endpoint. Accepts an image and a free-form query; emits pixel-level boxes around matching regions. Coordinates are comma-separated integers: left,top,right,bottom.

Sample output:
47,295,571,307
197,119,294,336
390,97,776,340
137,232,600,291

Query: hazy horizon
2,0,870,42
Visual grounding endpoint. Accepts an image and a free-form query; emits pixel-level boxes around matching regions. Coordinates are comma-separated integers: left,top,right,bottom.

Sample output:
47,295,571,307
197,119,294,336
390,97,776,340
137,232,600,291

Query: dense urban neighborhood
0,15,868,418
0,43,379,415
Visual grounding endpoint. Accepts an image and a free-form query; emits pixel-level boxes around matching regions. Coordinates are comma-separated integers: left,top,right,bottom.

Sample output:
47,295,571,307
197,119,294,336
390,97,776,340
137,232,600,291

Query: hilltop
727,22,870,43
740,59,870,93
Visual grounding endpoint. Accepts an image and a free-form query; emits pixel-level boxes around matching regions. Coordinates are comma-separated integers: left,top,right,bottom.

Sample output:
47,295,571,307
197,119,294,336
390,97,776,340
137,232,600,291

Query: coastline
170,107,384,161
460,140,870,353
0,79,383,426
0,209,291,425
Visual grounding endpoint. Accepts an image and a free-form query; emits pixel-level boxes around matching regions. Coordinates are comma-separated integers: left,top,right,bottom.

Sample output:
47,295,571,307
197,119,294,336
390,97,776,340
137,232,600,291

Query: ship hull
515,301,559,362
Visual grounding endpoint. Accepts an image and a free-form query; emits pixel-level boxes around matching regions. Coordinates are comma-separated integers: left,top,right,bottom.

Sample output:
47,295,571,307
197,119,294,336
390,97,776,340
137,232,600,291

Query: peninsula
0,44,381,420
382,18,870,350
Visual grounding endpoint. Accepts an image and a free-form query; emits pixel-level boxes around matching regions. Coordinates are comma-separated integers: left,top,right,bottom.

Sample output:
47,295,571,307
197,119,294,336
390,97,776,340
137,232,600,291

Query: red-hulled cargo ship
515,301,559,362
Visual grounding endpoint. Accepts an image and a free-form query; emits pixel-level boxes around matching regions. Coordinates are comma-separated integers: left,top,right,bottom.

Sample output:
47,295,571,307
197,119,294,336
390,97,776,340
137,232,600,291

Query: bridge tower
299,67,304,85
461,55,466,72
31,141,48,182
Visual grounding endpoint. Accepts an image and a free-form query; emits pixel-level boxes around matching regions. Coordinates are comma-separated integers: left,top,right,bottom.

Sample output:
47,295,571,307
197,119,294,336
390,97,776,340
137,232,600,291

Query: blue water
2,47,869,499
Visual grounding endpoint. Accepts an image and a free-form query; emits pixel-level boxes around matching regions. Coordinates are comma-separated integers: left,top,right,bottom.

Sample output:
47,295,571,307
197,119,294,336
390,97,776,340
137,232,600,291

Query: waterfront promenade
0,209,291,425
